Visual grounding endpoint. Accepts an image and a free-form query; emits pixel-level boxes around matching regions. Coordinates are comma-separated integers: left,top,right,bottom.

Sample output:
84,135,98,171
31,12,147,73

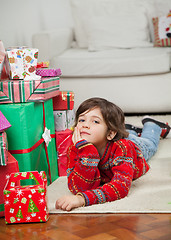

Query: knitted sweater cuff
75,140,92,149
77,192,89,206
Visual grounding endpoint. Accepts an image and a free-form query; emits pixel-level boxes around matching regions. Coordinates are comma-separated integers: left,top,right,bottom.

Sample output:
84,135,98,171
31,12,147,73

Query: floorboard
0,213,171,240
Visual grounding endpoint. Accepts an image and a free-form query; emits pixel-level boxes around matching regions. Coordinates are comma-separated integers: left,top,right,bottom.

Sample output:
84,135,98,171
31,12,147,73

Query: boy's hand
72,127,83,145
55,195,85,211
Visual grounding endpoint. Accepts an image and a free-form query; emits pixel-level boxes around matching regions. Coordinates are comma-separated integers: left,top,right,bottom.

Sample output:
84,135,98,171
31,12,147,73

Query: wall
0,0,73,48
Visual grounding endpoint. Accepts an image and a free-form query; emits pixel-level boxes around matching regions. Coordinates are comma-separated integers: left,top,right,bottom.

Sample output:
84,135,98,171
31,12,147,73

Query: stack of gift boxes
53,91,74,177
0,41,73,223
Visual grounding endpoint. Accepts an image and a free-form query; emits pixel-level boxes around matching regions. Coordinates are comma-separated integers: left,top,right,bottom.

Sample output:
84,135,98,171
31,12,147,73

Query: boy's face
76,107,114,150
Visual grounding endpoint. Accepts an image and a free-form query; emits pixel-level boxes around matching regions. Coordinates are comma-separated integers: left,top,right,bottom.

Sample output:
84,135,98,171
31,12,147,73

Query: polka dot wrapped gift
4,171,49,224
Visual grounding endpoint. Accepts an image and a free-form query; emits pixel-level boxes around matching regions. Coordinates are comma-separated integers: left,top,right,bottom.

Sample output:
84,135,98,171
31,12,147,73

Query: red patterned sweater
67,139,149,206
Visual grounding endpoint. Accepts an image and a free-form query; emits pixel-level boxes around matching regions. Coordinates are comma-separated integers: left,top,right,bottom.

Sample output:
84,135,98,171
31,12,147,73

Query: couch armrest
32,28,74,62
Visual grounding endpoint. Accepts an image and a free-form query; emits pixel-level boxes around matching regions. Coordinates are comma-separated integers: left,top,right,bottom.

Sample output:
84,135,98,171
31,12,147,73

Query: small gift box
55,129,72,176
0,152,19,217
36,68,62,77
53,91,74,110
4,171,49,224
0,111,11,131
37,61,49,68
53,110,75,131
53,110,68,131
6,47,40,80
0,131,8,166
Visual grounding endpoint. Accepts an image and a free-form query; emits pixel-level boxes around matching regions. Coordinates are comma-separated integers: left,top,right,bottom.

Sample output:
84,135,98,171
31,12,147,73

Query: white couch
32,0,171,113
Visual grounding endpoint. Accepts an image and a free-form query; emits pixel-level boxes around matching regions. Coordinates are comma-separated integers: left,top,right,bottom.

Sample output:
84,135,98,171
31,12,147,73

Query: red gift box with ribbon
53,91,74,110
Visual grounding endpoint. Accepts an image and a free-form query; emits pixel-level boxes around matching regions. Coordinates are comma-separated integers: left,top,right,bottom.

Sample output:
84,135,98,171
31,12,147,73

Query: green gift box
0,99,58,185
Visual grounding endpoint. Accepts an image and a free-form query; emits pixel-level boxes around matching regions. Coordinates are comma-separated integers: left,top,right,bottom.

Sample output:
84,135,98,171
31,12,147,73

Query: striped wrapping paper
0,77,60,103
0,131,8,166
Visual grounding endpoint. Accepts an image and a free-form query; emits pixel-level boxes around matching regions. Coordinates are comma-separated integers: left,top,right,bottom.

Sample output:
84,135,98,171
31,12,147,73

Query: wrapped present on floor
55,129,72,176
53,91,74,110
0,131,8,166
0,110,11,131
0,77,60,103
5,47,40,80
0,99,58,185
0,152,19,217
36,68,62,77
4,171,49,224
53,109,75,131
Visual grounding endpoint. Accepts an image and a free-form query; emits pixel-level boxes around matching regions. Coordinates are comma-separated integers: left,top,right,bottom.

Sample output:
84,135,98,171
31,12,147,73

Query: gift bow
42,127,51,147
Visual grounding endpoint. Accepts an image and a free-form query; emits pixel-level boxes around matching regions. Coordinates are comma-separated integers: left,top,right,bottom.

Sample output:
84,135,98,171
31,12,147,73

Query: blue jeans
127,122,161,162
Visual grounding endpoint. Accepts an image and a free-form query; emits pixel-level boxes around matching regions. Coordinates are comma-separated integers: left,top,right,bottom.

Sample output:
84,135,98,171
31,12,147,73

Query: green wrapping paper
0,99,58,185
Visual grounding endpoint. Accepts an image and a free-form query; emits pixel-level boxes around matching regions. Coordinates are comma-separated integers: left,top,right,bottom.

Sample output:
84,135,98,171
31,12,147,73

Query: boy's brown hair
74,97,129,141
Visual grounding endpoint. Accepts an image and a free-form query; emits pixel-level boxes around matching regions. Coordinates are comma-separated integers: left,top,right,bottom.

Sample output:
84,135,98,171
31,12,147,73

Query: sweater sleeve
77,141,135,206
80,160,134,206
67,140,101,194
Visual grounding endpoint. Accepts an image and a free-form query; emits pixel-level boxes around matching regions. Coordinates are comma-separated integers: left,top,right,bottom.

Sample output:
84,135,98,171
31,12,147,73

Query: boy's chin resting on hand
55,194,85,211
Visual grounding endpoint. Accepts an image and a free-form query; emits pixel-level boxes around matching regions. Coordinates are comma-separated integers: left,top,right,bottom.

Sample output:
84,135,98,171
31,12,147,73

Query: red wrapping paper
0,152,19,217
4,171,49,224
55,129,72,176
53,91,74,110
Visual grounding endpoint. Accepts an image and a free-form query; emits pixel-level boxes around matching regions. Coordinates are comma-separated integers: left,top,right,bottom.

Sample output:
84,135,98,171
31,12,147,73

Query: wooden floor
0,213,171,240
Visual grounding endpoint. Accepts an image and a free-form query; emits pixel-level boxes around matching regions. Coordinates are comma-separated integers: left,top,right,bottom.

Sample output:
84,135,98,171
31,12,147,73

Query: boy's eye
78,119,85,122
93,120,99,124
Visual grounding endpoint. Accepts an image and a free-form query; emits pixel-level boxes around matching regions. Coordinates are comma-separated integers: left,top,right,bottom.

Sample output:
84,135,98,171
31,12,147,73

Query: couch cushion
51,47,171,77
85,15,152,51
152,13,171,47
70,0,152,49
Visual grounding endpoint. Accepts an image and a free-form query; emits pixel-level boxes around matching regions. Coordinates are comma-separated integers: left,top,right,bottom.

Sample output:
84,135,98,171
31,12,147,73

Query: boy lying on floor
55,97,170,211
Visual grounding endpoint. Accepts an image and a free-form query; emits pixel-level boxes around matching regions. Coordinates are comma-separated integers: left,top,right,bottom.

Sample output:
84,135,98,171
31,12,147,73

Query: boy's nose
82,122,90,128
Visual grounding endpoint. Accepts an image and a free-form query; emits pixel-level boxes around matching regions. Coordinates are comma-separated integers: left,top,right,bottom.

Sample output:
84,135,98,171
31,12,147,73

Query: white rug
47,115,171,213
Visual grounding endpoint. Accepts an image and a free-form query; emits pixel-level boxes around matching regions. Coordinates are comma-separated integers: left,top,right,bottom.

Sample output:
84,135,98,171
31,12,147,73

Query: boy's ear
107,130,116,141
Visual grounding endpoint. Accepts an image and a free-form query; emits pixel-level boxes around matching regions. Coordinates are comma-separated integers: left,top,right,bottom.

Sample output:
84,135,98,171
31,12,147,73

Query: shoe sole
125,124,142,133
